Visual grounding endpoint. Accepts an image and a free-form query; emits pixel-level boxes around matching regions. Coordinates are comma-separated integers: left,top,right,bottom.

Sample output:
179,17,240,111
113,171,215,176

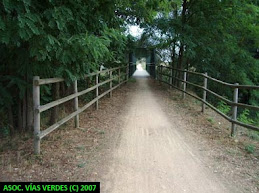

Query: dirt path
98,71,238,193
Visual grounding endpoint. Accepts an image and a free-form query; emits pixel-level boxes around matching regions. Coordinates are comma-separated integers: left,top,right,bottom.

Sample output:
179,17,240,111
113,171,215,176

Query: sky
127,25,144,38
126,24,172,62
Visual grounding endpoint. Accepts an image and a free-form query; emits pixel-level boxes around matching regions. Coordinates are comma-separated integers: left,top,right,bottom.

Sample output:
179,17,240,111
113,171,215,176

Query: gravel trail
100,70,236,193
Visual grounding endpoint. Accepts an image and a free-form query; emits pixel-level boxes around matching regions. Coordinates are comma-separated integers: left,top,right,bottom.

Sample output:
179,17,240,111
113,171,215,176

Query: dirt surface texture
98,70,240,193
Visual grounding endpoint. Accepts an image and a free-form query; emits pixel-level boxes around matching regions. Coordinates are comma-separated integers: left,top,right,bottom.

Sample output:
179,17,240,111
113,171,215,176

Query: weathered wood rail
157,65,259,135
33,65,129,154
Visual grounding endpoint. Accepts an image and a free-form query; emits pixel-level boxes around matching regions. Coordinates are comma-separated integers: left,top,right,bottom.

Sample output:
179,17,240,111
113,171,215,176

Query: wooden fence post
182,70,187,99
231,83,239,137
33,76,40,154
202,72,208,113
73,80,79,128
96,74,99,110
110,70,113,98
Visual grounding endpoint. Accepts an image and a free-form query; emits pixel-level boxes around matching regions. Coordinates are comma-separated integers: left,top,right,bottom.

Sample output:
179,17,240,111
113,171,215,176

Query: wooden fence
157,65,259,135
33,65,129,154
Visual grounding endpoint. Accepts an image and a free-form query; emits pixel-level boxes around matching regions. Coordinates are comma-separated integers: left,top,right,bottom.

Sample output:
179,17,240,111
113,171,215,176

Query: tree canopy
140,0,258,107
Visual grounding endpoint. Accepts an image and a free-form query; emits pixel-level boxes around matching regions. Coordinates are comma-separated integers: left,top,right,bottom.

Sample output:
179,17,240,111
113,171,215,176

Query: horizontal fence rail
162,66,259,89
33,65,129,154
157,65,259,134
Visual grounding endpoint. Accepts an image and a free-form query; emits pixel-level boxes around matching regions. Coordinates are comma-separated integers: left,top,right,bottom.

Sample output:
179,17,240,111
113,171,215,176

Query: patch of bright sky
126,25,144,38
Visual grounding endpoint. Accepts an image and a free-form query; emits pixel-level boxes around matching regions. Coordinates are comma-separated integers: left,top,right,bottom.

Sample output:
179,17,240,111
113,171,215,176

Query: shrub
217,100,231,115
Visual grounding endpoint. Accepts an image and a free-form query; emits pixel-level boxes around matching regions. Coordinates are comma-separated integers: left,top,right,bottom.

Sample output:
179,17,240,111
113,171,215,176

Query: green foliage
0,0,130,86
248,131,259,141
256,112,259,126
77,162,86,168
207,117,214,124
0,126,10,137
82,92,95,103
142,0,259,109
1,0,150,132
217,101,231,115
40,85,52,105
128,77,137,83
238,109,254,125
245,144,256,154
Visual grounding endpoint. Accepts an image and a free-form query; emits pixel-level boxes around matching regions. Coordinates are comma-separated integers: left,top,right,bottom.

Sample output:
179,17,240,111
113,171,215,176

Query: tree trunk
172,4,178,86
177,45,184,87
8,106,14,135
25,73,33,132
177,0,188,87
171,39,176,86
18,99,23,131
22,94,27,130
26,89,33,131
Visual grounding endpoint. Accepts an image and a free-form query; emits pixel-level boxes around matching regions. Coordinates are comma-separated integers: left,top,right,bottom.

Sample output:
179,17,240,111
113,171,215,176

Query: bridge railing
33,65,129,154
157,65,259,135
